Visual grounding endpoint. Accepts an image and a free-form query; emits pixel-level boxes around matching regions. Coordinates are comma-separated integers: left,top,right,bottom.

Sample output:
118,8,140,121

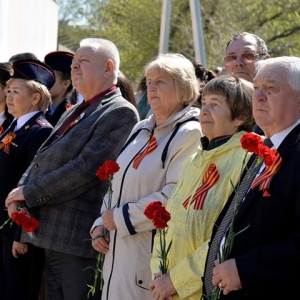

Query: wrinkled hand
12,241,28,258
102,209,117,231
7,202,18,218
5,186,25,208
91,225,110,254
149,272,175,300
212,259,242,295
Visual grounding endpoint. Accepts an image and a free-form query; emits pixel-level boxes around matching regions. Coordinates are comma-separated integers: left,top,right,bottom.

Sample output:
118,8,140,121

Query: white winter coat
92,106,202,300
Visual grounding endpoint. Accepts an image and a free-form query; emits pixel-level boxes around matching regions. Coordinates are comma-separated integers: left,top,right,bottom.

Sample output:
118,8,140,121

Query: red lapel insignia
250,150,282,197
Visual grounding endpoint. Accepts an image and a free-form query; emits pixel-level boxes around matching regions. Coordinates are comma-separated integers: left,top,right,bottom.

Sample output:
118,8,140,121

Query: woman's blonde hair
7,78,52,113
144,53,200,105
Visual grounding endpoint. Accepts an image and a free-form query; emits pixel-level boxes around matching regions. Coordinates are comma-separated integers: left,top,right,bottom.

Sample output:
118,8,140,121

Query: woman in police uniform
44,51,76,126
0,58,55,300
0,62,14,135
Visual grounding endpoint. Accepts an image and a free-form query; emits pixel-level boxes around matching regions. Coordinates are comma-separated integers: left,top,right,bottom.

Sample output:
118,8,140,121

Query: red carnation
11,210,28,225
152,208,171,229
22,217,39,233
144,201,172,274
262,149,276,167
240,133,262,153
144,201,170,229
144,201,163,220
96,160,120,181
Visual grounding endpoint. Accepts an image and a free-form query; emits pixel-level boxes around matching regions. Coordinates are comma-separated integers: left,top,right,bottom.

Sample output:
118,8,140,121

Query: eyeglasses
223,52,265,65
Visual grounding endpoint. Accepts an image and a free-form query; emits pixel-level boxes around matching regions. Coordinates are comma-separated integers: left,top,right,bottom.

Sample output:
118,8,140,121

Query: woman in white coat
91,53,202,300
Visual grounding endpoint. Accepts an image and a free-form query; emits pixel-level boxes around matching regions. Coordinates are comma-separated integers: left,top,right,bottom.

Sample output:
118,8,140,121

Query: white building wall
0,0,58,62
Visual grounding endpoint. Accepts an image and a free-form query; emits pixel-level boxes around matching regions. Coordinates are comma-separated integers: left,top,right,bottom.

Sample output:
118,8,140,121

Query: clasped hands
148,259,242,299
5,186,25,217
148,273,175,300
91,209,116,254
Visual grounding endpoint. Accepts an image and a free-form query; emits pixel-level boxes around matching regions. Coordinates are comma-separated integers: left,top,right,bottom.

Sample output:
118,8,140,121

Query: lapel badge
25,125,30,130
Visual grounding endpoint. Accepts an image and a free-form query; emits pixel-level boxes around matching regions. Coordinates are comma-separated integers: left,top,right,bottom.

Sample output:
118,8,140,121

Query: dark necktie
1,119,17,137
203,138,273,296
263,137,273,148
46,101,89,145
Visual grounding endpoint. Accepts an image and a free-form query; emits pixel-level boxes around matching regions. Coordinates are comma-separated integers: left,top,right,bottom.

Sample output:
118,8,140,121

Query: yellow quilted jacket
150,131,251,300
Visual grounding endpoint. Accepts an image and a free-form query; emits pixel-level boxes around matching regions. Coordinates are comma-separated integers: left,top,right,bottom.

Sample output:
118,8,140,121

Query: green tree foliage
58,0,300,83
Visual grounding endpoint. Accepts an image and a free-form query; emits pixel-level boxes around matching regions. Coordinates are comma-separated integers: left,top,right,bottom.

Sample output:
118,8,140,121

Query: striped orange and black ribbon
0,132,18,154
250,150,282,196
133,136,157,169
183,163,220,210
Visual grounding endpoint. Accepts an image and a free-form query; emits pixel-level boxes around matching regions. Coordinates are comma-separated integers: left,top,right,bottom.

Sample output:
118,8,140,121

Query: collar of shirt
49,103,60,114
15,111,40,131
86,86,117,105
268,119,300,150
201,135,232,150
0,110,5,124
256,119,300,175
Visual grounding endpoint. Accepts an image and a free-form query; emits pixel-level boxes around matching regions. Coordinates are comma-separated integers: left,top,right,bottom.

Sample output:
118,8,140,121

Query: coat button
34,164,38,168
138,280,143,284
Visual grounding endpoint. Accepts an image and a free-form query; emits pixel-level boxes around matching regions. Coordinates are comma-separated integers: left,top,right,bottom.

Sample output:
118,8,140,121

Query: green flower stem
87,175,113,297
87,228,108,298
158,227,172,274
0,217,12,230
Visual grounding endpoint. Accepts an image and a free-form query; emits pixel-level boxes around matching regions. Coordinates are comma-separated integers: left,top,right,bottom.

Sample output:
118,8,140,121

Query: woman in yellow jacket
149,75,256,300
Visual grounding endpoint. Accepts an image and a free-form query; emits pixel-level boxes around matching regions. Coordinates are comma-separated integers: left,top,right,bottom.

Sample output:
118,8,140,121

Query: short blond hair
144,53,200,105
7,78,52,113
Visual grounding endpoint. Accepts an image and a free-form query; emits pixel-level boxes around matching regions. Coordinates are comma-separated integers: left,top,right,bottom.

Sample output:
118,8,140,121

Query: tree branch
258,11,283,27
267,26,300,42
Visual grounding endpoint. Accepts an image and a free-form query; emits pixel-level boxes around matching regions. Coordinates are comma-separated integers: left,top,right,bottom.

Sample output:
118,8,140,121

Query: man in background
223,32,270,82
224,31,270,134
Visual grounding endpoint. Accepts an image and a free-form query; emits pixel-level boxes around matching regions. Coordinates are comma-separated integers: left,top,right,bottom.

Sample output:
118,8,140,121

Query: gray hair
254,56,300,92
144,53,200,105
202,75,255,132
79,38,120,78
226,32,269,58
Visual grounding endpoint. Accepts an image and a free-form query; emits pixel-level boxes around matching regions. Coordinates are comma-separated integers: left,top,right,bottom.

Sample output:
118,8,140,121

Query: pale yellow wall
0,0,58,62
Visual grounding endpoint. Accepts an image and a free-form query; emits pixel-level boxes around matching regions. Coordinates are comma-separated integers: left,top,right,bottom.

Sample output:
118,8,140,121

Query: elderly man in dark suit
202,56,300,300
5,38,139,300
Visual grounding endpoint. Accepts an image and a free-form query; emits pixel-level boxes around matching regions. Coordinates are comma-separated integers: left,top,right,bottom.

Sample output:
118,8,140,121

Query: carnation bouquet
144,201,171,274
0,204,39,239
87,160,120,298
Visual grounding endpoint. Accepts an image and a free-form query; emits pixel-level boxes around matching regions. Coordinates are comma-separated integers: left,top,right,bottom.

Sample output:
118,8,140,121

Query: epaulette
36,117,53,128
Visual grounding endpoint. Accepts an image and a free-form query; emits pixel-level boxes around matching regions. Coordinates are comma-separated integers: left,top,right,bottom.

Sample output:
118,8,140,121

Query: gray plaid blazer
19,88,139,258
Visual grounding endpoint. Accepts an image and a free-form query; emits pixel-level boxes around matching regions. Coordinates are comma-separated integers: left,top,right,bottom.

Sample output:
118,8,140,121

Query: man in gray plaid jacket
5,38,139,300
